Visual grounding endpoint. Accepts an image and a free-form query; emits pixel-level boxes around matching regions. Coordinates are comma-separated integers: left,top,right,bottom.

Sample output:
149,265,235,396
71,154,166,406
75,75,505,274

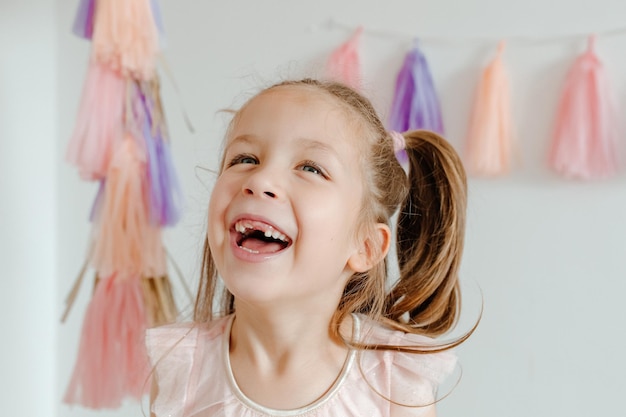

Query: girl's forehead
229,85,365,131
249,85,342,110
228,86,359,137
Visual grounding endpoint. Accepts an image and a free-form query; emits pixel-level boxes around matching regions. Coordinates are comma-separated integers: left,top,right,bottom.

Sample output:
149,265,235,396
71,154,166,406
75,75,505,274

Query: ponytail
384,130,467,337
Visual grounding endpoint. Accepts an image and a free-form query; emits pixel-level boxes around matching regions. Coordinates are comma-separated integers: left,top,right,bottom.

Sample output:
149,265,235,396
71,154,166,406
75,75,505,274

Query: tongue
240,236,284,253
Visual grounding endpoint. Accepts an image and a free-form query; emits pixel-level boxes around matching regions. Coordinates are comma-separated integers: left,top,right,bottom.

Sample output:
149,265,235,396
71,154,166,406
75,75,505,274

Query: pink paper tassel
65,61,125,180
64,273,150,409
326,26,363,90
92,0,160,80
465,41,514,176
549,35,619,180
90,136,167,278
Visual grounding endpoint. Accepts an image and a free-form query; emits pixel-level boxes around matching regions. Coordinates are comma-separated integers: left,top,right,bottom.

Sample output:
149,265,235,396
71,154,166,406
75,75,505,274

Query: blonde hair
194,79,472,352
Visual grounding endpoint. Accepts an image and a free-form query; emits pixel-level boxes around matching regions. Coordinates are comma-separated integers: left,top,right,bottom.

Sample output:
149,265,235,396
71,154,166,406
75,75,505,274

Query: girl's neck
230,305,347,362
228,305,353,410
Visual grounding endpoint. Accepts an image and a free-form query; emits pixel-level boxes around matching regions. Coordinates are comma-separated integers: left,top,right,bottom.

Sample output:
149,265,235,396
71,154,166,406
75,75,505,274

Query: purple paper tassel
133,83,183,227
389,40,444,134
154,137,183,226
151,0,165,36
89,180,106,223
72,0,96,39
142,124,183,227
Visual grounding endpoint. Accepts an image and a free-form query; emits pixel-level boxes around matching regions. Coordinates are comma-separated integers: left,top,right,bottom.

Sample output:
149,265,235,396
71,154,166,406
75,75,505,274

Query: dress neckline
222,314,360,416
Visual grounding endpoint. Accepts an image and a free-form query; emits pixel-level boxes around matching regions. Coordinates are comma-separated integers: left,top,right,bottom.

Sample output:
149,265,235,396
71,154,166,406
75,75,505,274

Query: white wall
0,0,57,416
2,0,622,416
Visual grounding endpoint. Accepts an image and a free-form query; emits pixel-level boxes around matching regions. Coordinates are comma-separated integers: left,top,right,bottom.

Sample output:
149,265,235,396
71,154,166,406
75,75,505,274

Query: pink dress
146,315,457,417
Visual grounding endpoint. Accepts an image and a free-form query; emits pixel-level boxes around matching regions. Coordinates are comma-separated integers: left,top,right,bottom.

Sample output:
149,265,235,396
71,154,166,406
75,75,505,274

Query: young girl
147,78,471,417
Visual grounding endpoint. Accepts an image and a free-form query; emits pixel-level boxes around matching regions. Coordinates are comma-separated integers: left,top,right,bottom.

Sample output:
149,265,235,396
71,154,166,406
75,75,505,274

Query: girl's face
207,86,367,311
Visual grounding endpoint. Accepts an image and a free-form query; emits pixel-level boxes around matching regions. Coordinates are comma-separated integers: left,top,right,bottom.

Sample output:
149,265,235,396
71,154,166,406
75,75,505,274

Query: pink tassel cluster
326,26,363,90
465,41,515,177
66,62,125,180
549,35,619,180
64,0,180,410
64,274,150,408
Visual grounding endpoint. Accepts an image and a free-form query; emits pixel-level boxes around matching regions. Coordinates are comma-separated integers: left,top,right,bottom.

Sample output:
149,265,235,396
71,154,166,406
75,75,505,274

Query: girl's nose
243,188,277,199
242,169,280,199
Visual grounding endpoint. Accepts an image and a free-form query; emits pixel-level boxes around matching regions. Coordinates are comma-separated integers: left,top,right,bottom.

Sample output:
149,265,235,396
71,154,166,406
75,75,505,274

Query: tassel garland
324,26,623,179
64,0,183,410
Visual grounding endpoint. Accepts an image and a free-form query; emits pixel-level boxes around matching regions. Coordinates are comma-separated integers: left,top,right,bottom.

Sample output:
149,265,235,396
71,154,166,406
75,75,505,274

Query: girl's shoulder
355,314,458,396
147,315,230,343
146,316,232,417
146,315,230,358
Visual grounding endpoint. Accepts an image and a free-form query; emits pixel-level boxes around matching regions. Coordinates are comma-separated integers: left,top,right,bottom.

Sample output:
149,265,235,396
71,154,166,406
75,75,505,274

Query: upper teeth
235,221,288,242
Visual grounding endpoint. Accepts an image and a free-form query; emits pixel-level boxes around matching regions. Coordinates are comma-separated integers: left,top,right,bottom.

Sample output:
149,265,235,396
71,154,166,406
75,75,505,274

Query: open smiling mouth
234,220,292,254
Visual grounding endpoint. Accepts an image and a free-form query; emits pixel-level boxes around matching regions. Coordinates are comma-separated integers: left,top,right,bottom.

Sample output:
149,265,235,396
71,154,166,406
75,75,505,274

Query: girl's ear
348,223,392,273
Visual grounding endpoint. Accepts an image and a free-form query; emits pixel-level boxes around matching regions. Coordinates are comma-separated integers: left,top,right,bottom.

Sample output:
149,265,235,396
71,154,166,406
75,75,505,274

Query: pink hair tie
390,131,408,164
390,130,405,152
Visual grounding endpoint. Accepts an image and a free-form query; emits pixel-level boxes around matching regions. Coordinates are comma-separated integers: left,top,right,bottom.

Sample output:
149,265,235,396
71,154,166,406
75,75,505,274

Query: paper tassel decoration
63,0,184,410
90,137,167,278
465,41,515,176
389,40,444,134
63,274,149,408
65,61,125,180
327,26,363,90
92,0,160,80
131,81,183,226
72,0,96,39
549,35,619,180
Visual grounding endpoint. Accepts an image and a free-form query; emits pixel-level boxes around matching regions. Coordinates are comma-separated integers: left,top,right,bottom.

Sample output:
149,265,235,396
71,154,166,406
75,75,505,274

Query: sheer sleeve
357,318,458,414
145,324,198,417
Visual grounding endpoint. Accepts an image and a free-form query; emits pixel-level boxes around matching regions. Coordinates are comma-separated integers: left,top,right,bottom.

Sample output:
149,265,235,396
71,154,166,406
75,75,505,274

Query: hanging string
311,17,626,46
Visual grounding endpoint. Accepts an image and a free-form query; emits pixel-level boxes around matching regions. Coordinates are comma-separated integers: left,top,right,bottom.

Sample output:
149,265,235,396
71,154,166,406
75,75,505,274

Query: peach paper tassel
549,35,619,180
326,26,363,90
92,0,159,80
465,41,515,176
90,136,166,278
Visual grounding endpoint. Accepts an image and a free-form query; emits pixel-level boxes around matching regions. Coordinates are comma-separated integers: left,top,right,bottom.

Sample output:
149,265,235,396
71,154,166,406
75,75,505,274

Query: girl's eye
298,161,327,177
228,154,258,167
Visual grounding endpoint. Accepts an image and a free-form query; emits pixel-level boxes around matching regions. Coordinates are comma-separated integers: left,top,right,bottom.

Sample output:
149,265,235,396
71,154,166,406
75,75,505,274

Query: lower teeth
240,246,260,254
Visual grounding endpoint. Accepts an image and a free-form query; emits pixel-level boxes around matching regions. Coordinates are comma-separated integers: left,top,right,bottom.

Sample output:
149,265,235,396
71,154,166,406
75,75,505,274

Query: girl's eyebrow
296,138,340,161
226,134,257,149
